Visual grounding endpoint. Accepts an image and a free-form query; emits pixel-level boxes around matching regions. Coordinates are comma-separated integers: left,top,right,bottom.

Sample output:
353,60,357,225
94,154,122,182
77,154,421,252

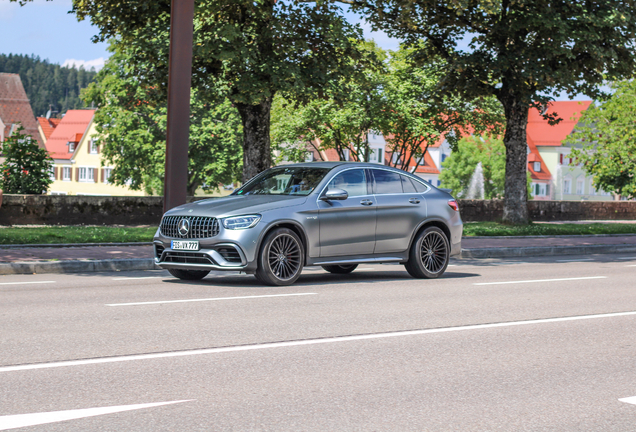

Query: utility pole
163,0,195,212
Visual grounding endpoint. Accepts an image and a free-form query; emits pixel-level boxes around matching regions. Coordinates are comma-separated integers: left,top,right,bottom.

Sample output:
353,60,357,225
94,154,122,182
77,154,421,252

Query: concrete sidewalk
2,234,636,275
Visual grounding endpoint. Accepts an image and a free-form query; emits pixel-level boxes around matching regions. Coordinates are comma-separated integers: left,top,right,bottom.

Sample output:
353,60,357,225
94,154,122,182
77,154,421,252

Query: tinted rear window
372,170,403,194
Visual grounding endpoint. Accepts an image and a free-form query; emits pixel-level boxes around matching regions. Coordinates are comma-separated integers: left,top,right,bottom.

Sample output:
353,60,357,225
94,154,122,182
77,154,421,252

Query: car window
401,175,417,193
410,178,430,193
372,169,403,194
236,167,329,196
326,169,367,197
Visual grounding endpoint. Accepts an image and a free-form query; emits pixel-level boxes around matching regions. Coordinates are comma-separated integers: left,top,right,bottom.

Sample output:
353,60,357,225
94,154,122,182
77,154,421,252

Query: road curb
0,242,153,249
461,244,636,259
3,244,636,275
0,259,159,275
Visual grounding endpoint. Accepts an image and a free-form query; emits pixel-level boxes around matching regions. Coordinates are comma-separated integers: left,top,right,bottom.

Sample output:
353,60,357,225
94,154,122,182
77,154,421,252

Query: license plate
171,240,199,251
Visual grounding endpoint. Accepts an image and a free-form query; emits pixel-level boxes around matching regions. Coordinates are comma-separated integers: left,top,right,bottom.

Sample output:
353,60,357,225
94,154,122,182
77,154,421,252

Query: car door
318,168,377,257
371,169,427,254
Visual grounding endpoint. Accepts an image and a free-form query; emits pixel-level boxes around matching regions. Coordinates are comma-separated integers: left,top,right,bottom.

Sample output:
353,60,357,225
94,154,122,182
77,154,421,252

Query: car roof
277,161,389,169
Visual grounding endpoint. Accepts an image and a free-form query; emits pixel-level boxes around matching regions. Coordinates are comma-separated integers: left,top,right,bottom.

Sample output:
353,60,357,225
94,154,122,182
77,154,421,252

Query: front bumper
153,224,262,273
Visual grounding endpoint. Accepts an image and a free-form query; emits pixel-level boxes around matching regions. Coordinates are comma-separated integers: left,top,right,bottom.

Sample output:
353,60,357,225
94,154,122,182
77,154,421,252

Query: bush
0,125,53,194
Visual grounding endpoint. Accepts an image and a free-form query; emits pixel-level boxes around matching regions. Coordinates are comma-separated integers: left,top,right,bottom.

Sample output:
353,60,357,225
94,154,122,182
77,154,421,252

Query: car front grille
154,244,165,259
217,246,242,263
162,251,215,265
160,216,220,239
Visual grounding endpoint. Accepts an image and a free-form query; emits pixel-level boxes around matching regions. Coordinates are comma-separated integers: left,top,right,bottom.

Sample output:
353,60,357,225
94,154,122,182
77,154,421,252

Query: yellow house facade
47,110,146,196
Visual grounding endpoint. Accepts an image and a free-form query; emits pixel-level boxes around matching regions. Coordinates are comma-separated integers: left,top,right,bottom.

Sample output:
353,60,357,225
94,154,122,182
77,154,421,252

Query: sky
0,1,589,100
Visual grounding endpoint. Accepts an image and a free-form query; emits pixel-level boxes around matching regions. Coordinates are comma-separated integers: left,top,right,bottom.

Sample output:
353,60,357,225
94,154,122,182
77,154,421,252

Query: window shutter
54,167,59,180
94,168,98,183
75,168,79,181
101,168,105,183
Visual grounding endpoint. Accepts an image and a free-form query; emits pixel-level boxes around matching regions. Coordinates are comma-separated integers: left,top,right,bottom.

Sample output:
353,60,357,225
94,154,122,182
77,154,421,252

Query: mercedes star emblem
178,218,190,236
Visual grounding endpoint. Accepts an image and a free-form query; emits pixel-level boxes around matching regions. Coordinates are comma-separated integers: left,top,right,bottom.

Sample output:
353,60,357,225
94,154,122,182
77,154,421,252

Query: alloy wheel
419,231,448,274
267,233,302,281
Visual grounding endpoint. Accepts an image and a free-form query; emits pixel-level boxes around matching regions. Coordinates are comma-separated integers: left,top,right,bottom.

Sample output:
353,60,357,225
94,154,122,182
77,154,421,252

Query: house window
90,139,98,154
590,179,596,195
49,167,55,181
391,152,401,165
534,162,541,172
563,179,572,194
369,148,383,164
103,168,113,184
78,167,95,182
576,178,584,195
441,154,447,163
533,183,547,197
63,167,71,181
68,142,75,152
342,149,350,161
305,152,314,162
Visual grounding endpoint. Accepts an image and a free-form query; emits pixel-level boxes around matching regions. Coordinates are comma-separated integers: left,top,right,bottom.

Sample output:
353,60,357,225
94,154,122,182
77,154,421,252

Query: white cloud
62,57,106,71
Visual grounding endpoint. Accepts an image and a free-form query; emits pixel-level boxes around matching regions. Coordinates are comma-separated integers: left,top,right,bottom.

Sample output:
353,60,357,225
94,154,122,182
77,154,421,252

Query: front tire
321,264,358,274
168,269,210,280
255,228,304,286
404,226,450,279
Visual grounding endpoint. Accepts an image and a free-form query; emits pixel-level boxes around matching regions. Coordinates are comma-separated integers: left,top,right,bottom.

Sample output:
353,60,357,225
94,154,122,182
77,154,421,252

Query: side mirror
320,188,348,201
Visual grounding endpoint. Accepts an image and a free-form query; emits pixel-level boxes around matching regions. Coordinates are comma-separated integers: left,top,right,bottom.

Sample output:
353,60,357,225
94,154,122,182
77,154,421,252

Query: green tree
439,136,506,199
352,0,636,223
567,81,636,199
0,125,53,194
271,41,387,163
69,0,367,182
81,46,243,196
382,47,504,171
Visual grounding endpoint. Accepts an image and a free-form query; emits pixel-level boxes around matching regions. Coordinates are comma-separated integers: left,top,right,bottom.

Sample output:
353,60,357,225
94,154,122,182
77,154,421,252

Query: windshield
235,167,330,196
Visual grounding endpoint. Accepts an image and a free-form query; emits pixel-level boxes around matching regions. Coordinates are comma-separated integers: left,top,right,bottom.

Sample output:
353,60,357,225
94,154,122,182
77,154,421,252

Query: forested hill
0,54,97,117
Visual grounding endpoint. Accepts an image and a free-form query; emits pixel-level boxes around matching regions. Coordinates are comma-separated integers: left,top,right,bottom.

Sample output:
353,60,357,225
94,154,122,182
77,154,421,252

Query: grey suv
153,162,462,285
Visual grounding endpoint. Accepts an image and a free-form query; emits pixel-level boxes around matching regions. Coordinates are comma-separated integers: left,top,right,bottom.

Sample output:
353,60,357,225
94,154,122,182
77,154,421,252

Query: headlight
222,215,261,230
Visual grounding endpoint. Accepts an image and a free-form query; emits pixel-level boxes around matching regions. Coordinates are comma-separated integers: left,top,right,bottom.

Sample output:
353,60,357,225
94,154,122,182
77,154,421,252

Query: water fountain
464,162,485,199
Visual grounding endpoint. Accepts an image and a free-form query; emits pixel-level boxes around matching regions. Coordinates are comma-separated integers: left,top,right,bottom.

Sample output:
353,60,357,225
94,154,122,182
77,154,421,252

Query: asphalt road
1,254,636,431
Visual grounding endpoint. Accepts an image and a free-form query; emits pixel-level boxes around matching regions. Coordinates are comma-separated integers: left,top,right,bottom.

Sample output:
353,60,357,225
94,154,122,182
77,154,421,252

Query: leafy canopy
0,125,53,194
567,80,636,199
352,0,636,106
81,44,243,196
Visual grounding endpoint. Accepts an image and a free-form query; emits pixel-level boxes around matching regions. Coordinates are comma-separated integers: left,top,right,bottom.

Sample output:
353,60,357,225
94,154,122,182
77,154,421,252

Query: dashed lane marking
106,292,318,306
0,281,55,286
0,400,192,431
474,276,606,286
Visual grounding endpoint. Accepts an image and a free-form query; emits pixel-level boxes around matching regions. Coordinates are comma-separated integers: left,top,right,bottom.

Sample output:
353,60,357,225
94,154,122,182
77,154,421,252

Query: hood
164,195,308,218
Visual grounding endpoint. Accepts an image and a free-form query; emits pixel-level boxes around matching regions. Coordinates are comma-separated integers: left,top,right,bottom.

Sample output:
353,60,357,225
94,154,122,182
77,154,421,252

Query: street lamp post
163,0,195,212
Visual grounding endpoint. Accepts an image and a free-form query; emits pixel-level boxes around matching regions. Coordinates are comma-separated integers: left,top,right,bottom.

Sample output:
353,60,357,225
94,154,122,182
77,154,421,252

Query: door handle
409,198,421,204
360,199,374,206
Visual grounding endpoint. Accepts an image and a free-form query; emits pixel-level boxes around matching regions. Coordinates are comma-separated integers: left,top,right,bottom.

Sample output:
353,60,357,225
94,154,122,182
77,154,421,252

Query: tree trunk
236,97,273,183
498,93,529,224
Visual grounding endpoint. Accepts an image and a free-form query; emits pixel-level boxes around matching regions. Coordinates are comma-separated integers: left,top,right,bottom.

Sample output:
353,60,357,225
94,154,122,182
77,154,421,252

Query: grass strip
463,222,636,237
0,226,156,245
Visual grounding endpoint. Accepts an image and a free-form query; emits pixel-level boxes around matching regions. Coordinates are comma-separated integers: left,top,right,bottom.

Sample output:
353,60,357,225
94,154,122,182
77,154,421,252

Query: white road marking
3,309,636,373
618,257,636,260
106,292,317,306
0,281,55,286
112,277,163,281
0,400,192,431
556,259,594,263
619,396,636,405
473,276,606,286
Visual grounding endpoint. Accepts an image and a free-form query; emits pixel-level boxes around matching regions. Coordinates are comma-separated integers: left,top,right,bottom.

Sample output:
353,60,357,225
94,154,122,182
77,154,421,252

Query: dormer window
534,162,541,172
68,142,75,152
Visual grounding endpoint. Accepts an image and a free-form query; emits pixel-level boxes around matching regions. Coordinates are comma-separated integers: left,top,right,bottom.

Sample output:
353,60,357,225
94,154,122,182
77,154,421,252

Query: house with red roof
45,109,145,196
529,101,613,200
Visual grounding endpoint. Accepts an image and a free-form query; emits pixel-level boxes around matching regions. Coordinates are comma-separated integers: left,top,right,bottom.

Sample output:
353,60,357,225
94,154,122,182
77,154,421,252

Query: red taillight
448,199,459,211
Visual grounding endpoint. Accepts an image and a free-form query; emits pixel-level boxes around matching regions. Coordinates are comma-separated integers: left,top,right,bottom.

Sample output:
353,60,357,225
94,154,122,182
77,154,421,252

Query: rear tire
404,226,450,279
168,269,210,280
255,228,304,286
321,264,358,274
